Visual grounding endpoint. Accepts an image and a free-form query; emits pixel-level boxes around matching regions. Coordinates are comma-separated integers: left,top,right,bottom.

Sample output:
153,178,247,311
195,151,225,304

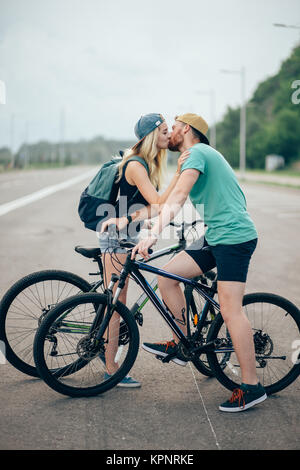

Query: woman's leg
102,252,129,374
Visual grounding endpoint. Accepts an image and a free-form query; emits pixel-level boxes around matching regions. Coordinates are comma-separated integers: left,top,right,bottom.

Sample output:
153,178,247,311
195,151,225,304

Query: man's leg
217,280,258,385
142,251,203,364
157,250,203,340
217,279,267,411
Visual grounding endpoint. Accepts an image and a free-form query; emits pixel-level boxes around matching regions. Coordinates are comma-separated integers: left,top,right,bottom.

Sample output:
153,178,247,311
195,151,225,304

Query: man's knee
157,268,179,292
219,296,244,324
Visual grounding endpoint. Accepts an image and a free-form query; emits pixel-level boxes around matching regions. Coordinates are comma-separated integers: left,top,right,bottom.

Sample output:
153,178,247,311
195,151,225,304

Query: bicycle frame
89,238,186,304
84,220,203,313
57,231,190,328
108,253,220,351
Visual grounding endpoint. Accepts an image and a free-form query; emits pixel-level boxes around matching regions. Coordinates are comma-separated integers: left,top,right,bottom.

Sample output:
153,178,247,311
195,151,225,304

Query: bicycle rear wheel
206,293,300,395
33,293,140,397
0,270,92,377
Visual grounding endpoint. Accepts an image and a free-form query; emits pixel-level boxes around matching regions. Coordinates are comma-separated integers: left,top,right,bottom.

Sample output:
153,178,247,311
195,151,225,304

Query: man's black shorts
185,236,258,282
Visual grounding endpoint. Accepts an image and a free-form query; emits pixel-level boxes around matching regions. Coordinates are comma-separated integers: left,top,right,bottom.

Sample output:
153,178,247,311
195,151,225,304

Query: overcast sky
0,0,300,151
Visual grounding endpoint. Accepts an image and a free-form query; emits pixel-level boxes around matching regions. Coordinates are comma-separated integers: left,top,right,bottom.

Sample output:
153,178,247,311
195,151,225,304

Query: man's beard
168,138,182,152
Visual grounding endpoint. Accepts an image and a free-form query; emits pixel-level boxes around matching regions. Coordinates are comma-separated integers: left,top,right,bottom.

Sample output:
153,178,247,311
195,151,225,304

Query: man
131,113,267,412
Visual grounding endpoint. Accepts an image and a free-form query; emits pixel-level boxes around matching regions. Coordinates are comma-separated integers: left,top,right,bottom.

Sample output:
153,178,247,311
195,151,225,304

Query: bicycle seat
205,270,217,281
75,245,101,259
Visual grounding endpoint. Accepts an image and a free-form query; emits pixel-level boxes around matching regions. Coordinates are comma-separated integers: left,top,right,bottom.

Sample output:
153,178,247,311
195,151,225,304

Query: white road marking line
189,364,221,450
0,169,97,217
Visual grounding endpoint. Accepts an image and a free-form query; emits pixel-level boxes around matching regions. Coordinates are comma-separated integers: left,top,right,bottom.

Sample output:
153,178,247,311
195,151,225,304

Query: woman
98,113,189,387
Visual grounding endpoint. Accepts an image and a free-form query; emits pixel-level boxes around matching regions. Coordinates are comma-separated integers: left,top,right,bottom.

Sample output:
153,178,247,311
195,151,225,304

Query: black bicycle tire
33,293,140,397
0,270,92,377
206,292,300,395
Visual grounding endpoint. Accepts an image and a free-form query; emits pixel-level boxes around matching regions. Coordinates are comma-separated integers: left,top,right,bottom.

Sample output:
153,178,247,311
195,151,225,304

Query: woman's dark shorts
185,237,258,282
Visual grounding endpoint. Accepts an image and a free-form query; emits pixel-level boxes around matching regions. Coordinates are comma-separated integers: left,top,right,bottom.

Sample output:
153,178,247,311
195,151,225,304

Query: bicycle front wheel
33,293,140,397
206,293,300,395
0,270,92,377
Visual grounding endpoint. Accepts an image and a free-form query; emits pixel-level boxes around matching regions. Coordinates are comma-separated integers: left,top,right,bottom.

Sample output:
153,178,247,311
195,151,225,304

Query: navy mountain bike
0,220,215,377
33,238,300,397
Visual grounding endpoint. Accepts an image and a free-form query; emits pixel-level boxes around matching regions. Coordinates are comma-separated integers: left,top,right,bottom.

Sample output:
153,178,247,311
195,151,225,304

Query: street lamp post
220,67,246,177
196,89,217,148
240,67,246,176
273,23,300,43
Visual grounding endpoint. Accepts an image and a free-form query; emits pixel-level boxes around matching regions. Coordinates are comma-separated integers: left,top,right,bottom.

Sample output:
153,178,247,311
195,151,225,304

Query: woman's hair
116,123,167,190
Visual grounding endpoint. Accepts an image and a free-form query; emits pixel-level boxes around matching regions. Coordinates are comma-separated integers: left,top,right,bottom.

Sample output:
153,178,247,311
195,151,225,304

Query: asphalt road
0,166,299,451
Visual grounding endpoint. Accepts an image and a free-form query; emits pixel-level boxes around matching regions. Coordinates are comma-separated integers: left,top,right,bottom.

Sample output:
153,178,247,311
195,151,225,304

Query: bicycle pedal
155,354,174,363
162,353,177,363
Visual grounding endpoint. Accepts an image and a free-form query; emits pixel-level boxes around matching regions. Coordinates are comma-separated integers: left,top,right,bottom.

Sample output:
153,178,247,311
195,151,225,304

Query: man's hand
100,216,128,233
131,235,158,260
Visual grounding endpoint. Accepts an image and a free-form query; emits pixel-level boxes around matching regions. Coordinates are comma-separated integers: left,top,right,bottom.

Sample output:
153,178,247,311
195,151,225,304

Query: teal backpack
78,152,149,231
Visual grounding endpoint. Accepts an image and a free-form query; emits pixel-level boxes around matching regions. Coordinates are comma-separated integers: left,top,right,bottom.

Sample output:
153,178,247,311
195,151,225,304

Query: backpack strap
125,155,149,174
123,156,149,202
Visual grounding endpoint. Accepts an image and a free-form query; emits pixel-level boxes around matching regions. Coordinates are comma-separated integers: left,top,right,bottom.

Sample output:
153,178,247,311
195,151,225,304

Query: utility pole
59,108,66,166
10,113,15,168
24,121,29,167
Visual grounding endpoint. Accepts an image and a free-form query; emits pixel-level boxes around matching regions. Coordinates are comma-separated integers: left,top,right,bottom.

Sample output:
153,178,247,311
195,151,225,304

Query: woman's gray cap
132,113,164,149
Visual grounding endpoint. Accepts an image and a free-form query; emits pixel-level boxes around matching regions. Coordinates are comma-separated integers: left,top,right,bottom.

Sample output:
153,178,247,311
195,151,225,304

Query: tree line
215,45,300,169
1,45,299,171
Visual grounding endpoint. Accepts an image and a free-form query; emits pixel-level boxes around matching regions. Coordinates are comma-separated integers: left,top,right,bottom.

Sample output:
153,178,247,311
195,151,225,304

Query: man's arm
151,169,200,235
130,202,160,223
131,169,200,259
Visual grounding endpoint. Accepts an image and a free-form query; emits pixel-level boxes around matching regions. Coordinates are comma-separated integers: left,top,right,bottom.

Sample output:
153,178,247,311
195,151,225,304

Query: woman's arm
100,152,190,233
125,150,190,206
131,169,200,259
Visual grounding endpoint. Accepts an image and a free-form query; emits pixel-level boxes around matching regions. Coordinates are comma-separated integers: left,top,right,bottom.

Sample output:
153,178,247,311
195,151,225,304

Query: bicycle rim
0,270,92,377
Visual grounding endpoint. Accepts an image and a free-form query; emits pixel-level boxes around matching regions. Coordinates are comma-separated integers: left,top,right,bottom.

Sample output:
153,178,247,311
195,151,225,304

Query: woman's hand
131,235,157,260
100,216,129,233
176,150,191,174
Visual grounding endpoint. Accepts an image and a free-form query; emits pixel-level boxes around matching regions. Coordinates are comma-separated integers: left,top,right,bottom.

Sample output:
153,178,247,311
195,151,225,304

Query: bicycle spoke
2,273,91,374
34,293,140,396
207,293,300,394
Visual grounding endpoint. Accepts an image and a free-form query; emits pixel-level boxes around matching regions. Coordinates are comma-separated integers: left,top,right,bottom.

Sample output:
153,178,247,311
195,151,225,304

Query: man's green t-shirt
181,143,257,246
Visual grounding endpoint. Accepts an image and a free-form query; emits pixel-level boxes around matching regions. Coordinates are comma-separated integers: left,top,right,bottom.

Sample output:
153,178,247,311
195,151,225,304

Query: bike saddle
75,245,101,259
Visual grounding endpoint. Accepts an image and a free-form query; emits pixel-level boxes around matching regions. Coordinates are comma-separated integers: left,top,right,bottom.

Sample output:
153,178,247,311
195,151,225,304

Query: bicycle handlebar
119,239,153,255
116,218,203,255
169,220,201,228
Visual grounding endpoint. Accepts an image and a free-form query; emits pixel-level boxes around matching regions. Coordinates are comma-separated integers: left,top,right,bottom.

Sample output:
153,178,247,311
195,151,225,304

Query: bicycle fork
93,268,127,343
